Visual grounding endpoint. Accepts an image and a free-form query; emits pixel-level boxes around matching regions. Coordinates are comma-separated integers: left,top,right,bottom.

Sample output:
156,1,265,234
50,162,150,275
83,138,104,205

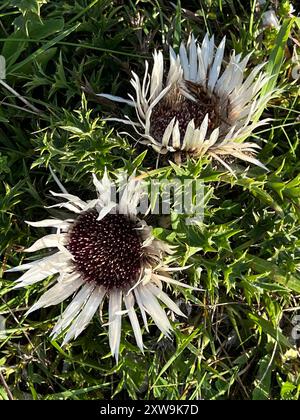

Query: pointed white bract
99,33,274,172
8,172,191,361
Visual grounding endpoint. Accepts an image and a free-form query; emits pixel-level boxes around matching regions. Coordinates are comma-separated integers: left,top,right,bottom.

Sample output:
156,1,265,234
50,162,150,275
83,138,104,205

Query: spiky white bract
261,10,280,29
99,33,274,173
8,171,191,362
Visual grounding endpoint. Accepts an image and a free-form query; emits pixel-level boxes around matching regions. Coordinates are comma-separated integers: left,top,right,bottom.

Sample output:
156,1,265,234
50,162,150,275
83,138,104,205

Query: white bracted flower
99,33,274,173
7,171,194,362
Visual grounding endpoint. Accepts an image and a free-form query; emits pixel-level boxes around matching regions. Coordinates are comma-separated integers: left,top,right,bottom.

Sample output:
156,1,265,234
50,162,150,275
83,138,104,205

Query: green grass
0,0,300,400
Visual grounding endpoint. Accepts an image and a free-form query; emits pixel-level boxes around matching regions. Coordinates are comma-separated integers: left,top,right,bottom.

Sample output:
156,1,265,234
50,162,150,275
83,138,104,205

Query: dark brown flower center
67,210,143,290
150,82,221,147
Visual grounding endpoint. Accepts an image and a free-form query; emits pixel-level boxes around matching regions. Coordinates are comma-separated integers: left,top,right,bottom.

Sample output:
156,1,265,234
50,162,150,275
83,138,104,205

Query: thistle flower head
100,33,274,173
7,171,193,361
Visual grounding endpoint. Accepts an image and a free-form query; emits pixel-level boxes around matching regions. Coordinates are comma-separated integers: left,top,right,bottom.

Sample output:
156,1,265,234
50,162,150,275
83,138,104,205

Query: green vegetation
0,0,299,400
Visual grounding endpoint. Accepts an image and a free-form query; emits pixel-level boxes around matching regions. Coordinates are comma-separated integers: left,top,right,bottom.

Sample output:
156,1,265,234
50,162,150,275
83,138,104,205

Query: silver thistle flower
100,33,274,172
7,172,193,361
